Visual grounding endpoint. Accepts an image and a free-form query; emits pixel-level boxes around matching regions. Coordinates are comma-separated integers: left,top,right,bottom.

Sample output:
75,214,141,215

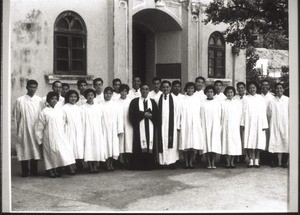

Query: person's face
161,83,171,95
120,89,128,99
26,84,37,96
86,92,95,103
226,89,234,100
78,82,87,94
93,81,103,93
248,84,257,95
152,80,161,92
52,83,62,94
214,83,223,93
275,85,284,97
141,85,150,98
206,89,215,99
133,78,141,90
104,90,113,101
48,96,58,108
186,86,195,96
237,84,245,96
195,79,205,91
113,81,121,93
69,93,78,105
261,81,270,94
172,84,181,95
61,86,69,97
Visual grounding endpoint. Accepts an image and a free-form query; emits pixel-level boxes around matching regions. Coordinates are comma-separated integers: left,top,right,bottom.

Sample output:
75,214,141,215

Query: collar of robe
207,98,214,100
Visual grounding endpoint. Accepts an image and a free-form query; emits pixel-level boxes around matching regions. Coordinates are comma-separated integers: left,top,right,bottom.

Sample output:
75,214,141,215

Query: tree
204,0,288,49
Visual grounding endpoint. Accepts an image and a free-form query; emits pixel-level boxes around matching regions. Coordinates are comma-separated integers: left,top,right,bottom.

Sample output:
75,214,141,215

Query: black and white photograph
1,0,298,213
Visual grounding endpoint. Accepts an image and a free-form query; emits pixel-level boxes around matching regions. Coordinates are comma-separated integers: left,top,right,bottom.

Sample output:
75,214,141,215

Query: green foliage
204,0,288,49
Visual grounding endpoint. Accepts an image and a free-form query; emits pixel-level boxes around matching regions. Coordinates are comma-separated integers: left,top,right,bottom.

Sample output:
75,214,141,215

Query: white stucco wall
10,0,109,105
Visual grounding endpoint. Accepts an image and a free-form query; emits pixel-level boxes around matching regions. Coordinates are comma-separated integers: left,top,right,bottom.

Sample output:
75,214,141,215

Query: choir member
112,78,122,100
214,80,226,100
61,83,70,98
76,79,88,106
148,77,162,101
128,76,142,99
93,78,105,104
13,79,42,177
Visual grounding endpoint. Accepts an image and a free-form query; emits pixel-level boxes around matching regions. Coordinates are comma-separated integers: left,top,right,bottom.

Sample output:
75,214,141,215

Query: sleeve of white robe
267,101,272,119
117,106,124,134
240,99,247,127
175,98,181,130
13,100,21,136
35,112,46,145
260,97,268,129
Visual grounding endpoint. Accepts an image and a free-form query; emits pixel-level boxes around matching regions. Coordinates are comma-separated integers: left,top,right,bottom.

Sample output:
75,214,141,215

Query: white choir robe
148,90,163,102
221,99,242,155
214,92,227,101
94,92,104,104
112,92,121,101
179,94,204,151
41,95,65,109
13,95,43,161
201,99,222,154
35,107,75,170
62,103,84,159
241,94,268,150
194,90,206,101
76,95,87,106
99,100,123,160
81,103,106,162
233,94,246,150
262,92,274,122
267,95,289,153
128,88,141,100
157,94,180,165
116,97,133,153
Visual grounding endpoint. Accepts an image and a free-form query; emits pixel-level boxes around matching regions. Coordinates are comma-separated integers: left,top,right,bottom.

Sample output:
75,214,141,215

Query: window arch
54,11,87,75
208,32,225,78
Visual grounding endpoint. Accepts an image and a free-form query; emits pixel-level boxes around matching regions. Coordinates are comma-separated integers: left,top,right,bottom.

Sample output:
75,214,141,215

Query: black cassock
129,97,161,170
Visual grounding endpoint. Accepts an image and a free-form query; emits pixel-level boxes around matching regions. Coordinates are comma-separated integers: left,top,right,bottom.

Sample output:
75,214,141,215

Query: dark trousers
270,153,289,166
260,150,272,165
21,159,38,175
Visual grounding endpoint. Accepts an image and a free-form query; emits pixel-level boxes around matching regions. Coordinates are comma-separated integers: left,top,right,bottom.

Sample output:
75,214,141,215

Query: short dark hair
204,85,216,95
275,82,284,89
261,79,270,84
161,80,171,87
46,91,59,104
104,86,114,94
224,86,236,96
184,82,196,92
26,79,38,87
195,76,205,83
52,80,62,88
77,79,87,88
84,88,96,98
236,82,246,88
132,76,141,81
152,77,161,83
214,80,223,86
62,83,70,89
172,80,181,87
247,82,259,92
93,78,103,85
112,78,122,85
64,90,79,104
119,84,130,92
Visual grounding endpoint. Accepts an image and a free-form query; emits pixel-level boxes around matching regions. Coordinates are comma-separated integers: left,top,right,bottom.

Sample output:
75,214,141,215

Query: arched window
208,32,225,78
54,11,87,75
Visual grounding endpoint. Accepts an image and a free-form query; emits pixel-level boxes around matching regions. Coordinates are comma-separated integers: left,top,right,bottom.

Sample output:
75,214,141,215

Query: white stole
138,97,154,152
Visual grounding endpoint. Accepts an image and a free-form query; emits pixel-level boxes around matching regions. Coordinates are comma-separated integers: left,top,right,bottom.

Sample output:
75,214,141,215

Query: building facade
10,0,246,105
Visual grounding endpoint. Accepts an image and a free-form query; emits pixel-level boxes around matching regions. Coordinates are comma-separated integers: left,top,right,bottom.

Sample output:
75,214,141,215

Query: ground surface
10,157,288,212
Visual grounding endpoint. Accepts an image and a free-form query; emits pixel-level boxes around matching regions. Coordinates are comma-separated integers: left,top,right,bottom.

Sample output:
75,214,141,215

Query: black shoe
247,164,254,168
281,164,288,168
254,164,260,168
30,172,39,176
21,172,29,177
271,163,278,168
48,170,56,178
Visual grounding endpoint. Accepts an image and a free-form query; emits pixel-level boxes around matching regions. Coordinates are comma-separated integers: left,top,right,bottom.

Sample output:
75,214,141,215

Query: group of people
13,76,289,178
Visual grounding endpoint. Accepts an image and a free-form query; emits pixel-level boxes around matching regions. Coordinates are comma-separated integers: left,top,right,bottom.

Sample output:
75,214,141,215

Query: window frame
54,11,87,75
208,32,226,79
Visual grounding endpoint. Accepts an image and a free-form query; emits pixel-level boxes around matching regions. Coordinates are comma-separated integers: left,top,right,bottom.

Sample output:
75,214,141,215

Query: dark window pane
216,51,223,58
71,19,83,31
72,60,83,71
57,60,69,71
57,48,68,59
209,49,214,58
217,68,224,77
72,49,83,60
217,59,223,67
209,37,215,45
56,18,69,29
209,59,214,67
216,38,223,46
72,37,83,48
57,35,68,47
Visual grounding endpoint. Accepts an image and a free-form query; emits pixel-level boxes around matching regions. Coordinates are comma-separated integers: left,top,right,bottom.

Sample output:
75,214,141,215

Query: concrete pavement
10,157,288,212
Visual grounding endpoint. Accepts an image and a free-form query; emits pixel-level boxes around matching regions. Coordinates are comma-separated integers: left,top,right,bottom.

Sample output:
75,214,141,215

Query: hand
144,112,152,119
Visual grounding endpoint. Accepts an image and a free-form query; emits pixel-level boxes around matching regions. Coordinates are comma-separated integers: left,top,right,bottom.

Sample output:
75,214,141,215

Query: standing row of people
13,76,289,178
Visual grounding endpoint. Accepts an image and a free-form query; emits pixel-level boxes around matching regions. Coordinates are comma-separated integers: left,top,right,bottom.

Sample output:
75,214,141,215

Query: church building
9,0,246,104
